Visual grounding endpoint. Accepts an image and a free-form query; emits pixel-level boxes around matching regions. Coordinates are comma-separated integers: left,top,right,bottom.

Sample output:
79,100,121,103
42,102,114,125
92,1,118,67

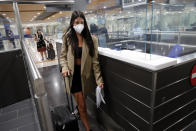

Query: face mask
73,24,84,34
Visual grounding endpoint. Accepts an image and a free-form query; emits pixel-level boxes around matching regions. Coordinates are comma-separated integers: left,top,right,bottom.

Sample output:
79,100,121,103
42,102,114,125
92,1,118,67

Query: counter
95,49,196,131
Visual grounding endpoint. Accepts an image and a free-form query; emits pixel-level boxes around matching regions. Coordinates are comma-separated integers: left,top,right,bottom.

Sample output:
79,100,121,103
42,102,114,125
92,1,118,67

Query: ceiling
0,0,119,23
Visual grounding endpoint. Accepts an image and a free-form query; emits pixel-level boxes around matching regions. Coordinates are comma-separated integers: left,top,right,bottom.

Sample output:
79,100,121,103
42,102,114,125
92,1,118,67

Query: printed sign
190,65,196,86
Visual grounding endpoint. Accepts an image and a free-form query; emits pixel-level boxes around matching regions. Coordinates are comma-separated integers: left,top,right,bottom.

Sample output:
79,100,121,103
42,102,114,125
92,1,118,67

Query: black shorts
71,65,82,93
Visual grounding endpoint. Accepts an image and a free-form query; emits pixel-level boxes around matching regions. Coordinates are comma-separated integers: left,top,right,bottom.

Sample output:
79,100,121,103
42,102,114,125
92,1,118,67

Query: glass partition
15,0,196,69
0,3,20,52
150,0,196,59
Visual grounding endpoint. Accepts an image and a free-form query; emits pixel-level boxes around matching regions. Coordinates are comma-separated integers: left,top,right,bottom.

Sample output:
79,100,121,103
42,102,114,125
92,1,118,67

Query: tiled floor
0,99,41,131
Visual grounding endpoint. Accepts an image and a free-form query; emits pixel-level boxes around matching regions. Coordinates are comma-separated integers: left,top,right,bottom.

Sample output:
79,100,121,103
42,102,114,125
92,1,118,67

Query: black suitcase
47,42,55,60
47,48,55,60
51,77,79,131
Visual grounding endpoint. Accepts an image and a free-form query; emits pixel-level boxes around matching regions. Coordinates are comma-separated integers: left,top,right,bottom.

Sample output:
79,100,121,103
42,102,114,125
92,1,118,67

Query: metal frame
0,0,75,4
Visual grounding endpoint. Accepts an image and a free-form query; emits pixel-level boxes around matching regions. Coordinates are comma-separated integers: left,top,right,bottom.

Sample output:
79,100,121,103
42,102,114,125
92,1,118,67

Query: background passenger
0,32,4,50
35,29,47,61
98,25,109,47
8,30,16,48
90,23,98,36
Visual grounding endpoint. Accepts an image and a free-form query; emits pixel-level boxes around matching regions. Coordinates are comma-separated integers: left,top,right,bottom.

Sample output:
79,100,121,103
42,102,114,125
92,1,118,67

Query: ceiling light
48,18,50,19
59,11,62,14
52,15,55,17
104,6,106,9
3,13,6,16
37,12,40,15
34,16,36,18
44,6,46,9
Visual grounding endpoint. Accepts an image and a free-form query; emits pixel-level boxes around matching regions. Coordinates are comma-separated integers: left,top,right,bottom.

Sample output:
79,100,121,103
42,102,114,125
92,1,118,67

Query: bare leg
44,51,47,59
73,92,90,131
40,51,44,60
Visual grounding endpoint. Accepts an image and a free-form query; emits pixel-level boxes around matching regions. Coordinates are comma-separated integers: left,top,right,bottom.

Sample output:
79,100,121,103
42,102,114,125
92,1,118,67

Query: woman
35,29,47,60
60,11,104,131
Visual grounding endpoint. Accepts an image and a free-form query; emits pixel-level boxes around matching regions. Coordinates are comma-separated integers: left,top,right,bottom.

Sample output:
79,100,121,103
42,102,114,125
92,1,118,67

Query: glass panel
85,2,149,57
0,3,20,52
151,0,196,59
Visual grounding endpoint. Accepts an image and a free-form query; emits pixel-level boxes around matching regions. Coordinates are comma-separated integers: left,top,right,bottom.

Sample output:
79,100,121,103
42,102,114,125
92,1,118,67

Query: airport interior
0,0,196,131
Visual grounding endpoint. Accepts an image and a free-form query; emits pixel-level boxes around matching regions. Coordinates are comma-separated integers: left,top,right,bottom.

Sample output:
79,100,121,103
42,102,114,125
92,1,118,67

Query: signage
190,65,196,86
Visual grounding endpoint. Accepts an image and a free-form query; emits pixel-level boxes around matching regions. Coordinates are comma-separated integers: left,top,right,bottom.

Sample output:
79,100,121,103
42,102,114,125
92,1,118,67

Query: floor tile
18,122,41,131
0,110,17,123
18,106,34,118
0,113,35,131
1,99,31,114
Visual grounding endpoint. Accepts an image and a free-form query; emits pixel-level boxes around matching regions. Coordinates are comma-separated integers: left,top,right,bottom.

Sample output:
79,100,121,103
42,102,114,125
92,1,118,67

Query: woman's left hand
99,82,104,89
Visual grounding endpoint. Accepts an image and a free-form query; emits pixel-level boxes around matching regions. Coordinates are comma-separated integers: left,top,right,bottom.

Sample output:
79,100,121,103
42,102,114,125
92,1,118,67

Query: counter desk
93,48,196,131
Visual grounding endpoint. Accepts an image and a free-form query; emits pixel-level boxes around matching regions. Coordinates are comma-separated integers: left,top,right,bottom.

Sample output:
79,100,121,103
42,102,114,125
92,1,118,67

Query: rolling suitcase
47,48,55,60
47,42,55,60
51,76,79,131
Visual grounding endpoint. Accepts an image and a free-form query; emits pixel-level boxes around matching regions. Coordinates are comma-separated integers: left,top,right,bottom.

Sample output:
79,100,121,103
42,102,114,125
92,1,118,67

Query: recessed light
48,18,50,19
37,12,40,15
52,15,55,17
59,11,62,14
44,6,46,9
34,16,36,18
3,13,6,16
104,6,106,9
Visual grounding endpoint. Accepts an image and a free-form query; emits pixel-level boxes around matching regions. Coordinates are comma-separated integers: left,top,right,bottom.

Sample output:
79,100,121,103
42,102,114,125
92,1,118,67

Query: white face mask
73,24,84,34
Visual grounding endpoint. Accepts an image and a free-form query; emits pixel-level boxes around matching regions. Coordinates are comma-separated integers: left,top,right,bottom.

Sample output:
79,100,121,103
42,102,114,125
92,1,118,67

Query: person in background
8,30,16,48
90,23,98,36
0,32,4,50
24,27,32,38
97,24,109,47
35,29,47,61
60,10,104,131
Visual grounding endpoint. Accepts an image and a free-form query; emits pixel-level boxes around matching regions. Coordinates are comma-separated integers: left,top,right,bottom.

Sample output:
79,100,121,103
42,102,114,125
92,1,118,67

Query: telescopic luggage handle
63,75,74,113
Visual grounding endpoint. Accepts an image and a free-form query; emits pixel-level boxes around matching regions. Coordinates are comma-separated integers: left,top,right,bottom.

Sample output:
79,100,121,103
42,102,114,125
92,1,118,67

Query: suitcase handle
63,76,74,113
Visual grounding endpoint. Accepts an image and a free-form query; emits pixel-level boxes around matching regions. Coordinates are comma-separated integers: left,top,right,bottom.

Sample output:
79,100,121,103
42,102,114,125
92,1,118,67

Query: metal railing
22,39,53,131
12,2,54,131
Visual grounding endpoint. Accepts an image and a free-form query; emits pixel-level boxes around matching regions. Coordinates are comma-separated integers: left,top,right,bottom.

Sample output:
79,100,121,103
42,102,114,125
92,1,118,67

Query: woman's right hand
62,70,70,77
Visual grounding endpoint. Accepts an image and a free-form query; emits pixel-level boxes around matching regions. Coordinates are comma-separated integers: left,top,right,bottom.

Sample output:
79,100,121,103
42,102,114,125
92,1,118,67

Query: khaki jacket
60,35,103,97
